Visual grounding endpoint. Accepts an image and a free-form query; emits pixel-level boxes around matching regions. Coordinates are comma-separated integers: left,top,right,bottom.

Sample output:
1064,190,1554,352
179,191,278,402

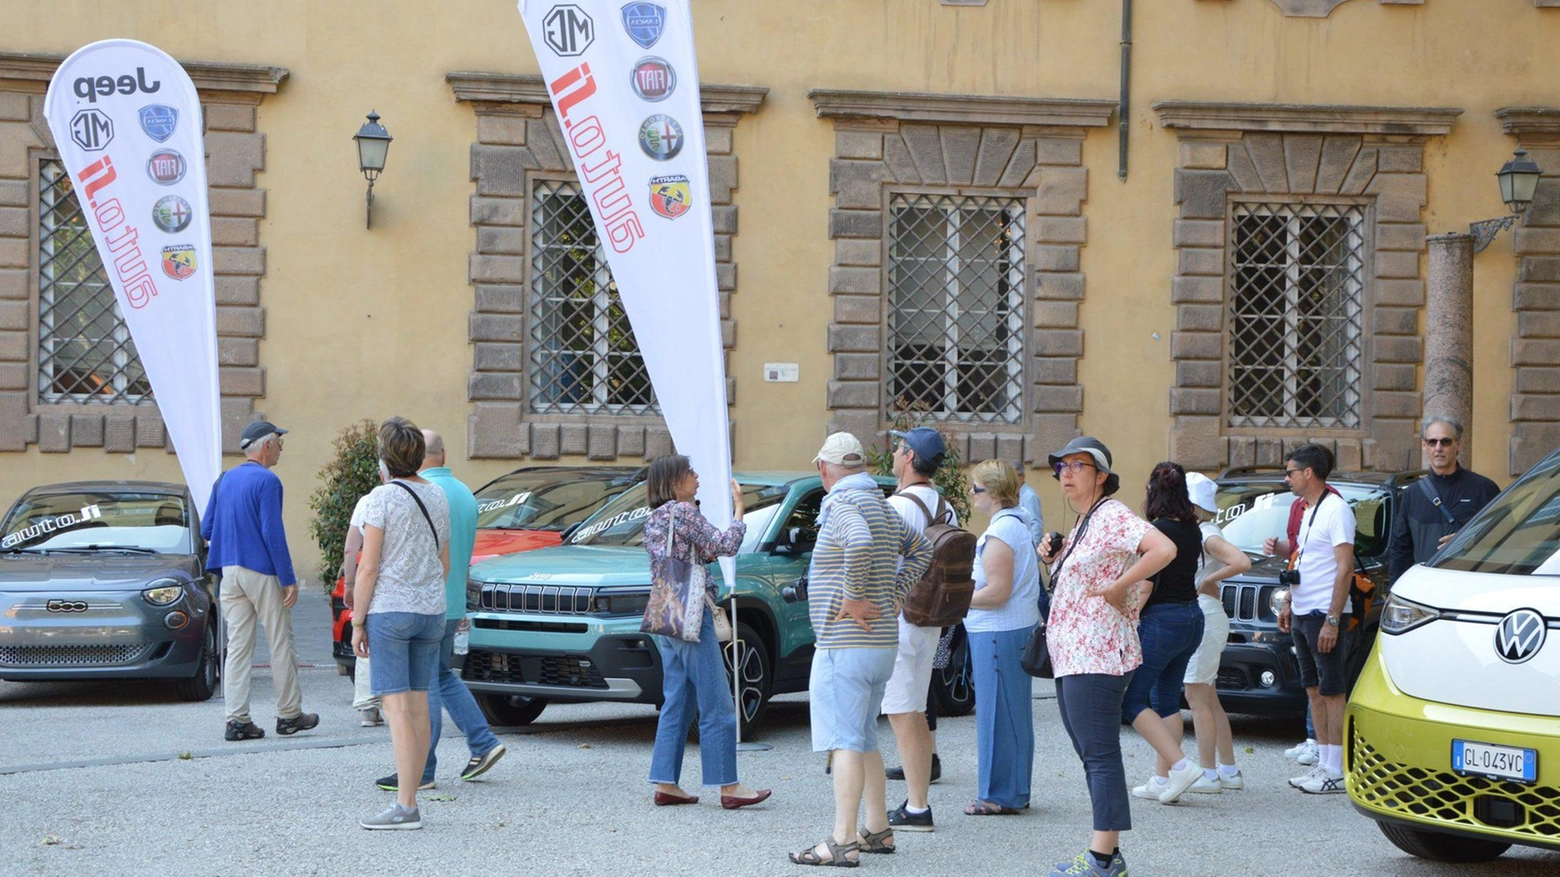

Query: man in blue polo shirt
374,429,505,791
202,421,320,741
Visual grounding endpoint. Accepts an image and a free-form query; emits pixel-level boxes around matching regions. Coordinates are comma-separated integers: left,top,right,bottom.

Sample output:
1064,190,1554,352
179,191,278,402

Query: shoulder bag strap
391,481,440,550
896,490,936,530
1416,476,1457,525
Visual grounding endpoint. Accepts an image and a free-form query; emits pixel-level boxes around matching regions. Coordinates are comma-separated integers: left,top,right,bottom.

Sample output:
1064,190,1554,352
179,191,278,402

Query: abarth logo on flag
649,174,690,220
161,244,196,280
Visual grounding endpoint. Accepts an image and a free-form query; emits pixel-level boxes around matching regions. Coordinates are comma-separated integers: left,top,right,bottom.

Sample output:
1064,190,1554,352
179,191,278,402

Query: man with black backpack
882,427,975,834
1387,416,1499,584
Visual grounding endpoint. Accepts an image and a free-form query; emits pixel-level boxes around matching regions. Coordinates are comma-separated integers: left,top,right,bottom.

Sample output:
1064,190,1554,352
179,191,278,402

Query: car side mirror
773,526,816,556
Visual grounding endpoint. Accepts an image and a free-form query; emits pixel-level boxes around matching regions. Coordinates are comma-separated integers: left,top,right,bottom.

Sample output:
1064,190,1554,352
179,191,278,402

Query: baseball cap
813,431,866,466
1185,471,1218,514
239,420,288,450
890,427,946,466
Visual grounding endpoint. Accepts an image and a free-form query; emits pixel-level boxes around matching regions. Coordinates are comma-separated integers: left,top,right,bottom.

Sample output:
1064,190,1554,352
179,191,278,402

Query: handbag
707,593,733,643
1020,620,1052,678
640,508,706,642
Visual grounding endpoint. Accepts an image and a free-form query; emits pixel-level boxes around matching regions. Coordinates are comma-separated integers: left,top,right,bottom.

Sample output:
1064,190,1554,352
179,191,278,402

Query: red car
331,465,647,674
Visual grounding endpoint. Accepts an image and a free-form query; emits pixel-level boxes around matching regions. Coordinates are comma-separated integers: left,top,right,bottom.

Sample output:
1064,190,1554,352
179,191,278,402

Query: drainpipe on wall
1118,0,1132,181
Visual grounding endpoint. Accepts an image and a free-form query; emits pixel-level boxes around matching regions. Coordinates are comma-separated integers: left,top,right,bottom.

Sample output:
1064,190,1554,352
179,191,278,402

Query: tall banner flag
44,41,222,512
517,2,736,556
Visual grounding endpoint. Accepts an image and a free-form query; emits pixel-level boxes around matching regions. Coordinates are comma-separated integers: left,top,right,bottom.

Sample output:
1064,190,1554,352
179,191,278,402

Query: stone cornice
1153,100,1462,137
1496,106,1560,142
0,51,288,97
446,72,767,116
809,89,1116,129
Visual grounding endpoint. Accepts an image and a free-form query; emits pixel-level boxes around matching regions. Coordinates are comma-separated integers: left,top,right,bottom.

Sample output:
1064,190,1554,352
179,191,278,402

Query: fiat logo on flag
147,149,186,186
630,57,675,102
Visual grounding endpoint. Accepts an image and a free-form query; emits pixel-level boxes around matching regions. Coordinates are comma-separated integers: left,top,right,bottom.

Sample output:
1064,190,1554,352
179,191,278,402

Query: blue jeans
366,611,444,695
970,625,1035,809
1121,600,1205,723
649,607,739,787
424,618,502,782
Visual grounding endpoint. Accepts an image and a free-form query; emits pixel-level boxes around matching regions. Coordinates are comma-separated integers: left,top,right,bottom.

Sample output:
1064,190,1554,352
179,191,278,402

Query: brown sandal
857,826,895,854
789,838,860,867
964,799,1021,816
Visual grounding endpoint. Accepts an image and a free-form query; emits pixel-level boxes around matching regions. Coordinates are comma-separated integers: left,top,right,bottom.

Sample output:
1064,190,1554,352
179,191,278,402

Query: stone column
1424,233,1475,465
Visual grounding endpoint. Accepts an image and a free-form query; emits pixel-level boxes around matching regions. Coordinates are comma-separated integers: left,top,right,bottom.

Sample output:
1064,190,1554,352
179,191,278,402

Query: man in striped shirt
790,432,933,867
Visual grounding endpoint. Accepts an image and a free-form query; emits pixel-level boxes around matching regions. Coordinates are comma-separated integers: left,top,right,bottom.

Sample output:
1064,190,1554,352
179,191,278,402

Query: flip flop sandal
789,839,860,867
857,827,895,855
964,800,1022,816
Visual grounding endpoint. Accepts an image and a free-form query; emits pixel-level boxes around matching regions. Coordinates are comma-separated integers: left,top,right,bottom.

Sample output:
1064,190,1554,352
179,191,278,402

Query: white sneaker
1131,776,1166,800
1289,765,1326,789
1297,747,1319,766
1159,762,1204,804
359,707,383,727
1218,769,1244,790
1299,769,1346,795
1187,774,1223,794
1284,738,1317,759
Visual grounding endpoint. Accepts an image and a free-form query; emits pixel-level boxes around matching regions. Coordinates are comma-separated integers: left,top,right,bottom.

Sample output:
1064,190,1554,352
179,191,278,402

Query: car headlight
595,591,650,616
1380,592,1440,635
1270,587,1290,615
142,578,185,606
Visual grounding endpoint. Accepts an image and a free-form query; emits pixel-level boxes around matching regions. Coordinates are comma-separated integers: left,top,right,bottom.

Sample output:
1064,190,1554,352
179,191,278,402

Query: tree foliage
306,419,380,588
864,401,973,524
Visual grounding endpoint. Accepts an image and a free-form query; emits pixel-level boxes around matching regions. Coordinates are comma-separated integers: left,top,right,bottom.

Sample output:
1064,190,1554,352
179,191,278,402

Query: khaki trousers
221,566,303,723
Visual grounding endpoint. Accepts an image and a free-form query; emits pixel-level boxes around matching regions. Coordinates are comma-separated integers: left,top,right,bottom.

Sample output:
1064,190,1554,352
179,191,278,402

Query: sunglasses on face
1283,468,1304,479
971,485,987,494
1052,460,1096,476
1423,437,1456,447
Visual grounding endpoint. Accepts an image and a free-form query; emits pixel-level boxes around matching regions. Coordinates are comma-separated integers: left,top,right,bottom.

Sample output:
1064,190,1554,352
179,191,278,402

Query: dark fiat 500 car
0,481,219,701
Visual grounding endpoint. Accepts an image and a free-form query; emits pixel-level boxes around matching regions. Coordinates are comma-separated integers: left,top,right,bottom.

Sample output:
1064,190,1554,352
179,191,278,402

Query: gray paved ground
3,586,1558,876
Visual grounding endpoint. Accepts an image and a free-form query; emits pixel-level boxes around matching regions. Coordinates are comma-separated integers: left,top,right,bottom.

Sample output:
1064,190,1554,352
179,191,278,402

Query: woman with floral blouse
1037,437,1175,877
641,454,771,811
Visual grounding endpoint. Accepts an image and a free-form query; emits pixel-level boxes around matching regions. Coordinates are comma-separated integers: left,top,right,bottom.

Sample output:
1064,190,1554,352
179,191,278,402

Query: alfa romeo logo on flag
637,114,683,161
152,195,192,233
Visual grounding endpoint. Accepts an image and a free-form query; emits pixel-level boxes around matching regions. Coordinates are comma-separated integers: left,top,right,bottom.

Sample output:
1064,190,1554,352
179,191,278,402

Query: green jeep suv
460,472,975,735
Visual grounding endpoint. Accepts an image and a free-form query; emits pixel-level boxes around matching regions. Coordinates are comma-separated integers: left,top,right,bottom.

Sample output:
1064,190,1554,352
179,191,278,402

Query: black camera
1278,568,1301,587
782,576,808,604
1047,532,1064,555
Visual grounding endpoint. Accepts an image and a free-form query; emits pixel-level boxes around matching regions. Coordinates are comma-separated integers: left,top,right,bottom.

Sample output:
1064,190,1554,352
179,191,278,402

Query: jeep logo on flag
544,4,595,57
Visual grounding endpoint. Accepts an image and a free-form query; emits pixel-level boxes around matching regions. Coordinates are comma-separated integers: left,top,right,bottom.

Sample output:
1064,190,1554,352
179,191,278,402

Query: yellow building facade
1,0,1556,576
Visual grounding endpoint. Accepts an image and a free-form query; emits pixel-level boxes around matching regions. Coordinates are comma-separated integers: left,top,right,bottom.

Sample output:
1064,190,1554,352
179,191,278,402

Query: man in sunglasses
1386,416,1499,584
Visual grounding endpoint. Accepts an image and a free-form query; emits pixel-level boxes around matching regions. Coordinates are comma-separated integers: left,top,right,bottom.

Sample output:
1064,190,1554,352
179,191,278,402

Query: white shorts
1183,594,1230,685
881,617,940,715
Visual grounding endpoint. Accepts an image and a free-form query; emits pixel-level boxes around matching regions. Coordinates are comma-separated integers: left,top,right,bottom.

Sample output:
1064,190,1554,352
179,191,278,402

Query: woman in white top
962,460,1042,816
351,417,451,831
1180,472,1252,792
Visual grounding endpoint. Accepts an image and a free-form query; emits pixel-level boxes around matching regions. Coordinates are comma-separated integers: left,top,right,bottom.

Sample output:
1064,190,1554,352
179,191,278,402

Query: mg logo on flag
70,108,114,151
544,4,594,56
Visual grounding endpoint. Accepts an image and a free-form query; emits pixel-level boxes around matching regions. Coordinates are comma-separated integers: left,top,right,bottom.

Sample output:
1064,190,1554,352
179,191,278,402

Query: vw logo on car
1494,608,1546,664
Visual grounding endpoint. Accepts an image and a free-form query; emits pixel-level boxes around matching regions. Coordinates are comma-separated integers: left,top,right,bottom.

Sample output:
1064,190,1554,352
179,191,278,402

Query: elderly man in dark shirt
1388,416,1500,584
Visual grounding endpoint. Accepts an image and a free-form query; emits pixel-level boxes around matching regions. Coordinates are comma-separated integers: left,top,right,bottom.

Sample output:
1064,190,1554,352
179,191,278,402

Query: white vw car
1347,449,1560,862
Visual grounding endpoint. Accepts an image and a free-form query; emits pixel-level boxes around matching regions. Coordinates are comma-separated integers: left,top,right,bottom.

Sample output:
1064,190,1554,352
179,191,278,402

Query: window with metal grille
37,159,150,405
528,180,656,415
1227,203,1365,429
886,194,1027,424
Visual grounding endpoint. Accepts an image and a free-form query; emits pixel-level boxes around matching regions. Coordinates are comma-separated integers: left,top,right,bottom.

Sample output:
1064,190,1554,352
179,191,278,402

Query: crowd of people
195,414,1497,866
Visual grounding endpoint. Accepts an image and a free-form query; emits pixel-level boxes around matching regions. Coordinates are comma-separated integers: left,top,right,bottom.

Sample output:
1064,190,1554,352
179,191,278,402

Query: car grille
475,582,596,614
1350,719,1560,840
462,649,609,689
0,643,153,667
1221,582,1277,623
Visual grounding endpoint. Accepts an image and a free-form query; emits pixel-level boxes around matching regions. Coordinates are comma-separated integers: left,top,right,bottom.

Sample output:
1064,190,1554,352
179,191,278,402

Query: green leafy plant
307,419,381,589
865,401,972,524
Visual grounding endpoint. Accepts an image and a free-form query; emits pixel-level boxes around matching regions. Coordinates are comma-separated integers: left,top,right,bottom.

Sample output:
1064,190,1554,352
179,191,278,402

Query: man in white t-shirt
882,427,958,833
343,491,382,726
1272,443,1355,795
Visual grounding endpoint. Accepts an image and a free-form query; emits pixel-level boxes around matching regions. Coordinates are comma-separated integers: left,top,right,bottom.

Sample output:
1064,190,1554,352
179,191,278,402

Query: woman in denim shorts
351,417,451,830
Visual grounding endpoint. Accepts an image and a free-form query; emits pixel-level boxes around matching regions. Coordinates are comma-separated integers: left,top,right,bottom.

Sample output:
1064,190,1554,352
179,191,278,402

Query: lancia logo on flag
137,104,178,142
1494,608,1547,664
161,244,196,280
621,2,666,49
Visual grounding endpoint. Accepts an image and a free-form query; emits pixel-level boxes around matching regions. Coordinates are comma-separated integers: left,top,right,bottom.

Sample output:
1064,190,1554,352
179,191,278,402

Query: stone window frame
447,72,765,462
1154,100,1462,472
0,52,287,455
1495,106,1560,474
810,89,1116,467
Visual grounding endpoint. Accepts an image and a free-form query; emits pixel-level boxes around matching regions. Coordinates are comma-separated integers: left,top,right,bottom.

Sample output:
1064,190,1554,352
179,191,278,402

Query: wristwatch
1325,613,1341,627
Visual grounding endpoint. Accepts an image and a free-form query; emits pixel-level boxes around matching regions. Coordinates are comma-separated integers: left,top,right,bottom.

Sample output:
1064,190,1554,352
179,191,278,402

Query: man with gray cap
202,421,319,741
790,432,932,866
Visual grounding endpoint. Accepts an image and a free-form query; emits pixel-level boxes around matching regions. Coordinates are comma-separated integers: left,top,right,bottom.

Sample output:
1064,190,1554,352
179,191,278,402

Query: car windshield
1212,481,1394,558
474,470,640,532
568,482,785,548
1434,452,1560,576
1,492,191,553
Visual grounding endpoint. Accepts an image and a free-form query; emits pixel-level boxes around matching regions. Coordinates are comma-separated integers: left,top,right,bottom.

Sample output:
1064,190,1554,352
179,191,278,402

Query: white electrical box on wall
763,363,799,382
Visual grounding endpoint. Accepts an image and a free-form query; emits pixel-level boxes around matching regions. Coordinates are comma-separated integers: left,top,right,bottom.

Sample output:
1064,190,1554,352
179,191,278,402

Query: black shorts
1292,611,1347,697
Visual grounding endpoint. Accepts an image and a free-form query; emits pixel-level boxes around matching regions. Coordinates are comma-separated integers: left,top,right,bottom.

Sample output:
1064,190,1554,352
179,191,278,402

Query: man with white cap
202,420,319,741
790,432,933,867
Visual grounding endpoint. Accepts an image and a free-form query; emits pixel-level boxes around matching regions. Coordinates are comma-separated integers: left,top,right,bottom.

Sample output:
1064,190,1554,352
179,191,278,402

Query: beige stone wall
1,1,1558,565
